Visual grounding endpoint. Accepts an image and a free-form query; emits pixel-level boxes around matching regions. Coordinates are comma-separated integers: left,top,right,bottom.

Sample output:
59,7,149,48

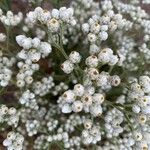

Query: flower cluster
61,51,81,74
82,1,132,43
19,90,39,110
82,125,101,145
0,0,150,150
25,7,76,31
59,83,104,116
26,119,40,136
33,76,54,96
3,132,24,150
104,108,124,138
52,82,68,96
0,9,23,26
129,76,150,118
0,105,19,127
0,52,15,87
16,35,51,87
82,119,101,145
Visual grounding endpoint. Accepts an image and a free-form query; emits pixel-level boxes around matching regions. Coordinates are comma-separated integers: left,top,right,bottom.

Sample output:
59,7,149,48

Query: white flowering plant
0,0,150,149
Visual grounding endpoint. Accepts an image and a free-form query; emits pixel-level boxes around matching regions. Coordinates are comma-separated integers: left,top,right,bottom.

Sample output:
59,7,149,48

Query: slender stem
6,26,10,51
0,88,5,95
57,45,68,60
108,66,114,74
105,100,134,115
124,113,134,131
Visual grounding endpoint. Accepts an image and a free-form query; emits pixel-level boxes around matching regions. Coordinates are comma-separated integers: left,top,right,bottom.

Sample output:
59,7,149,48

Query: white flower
88,68,99,80
17,80,25,87
72,100,83,112
81,94,93,106
0,33,6,42
88,33,97,43
40,42,52,56
134,131,143,141
93,93,105,104
17,50,28,60
3,139,12,146
63,90,76,103
39,10,51,24
132,105,140,113
110,75,121,87
16,35,26,46
51,9,60,19
3,132,24,150
109,55,118,66
73,84,85,97
84,119,93,129
47,18,60,32
26,11,37,23
25,76,33,84
86,55,98,67
99,31,108,41
0,11,23,26
91,23,101,34
69,51,81,64
138,114,147,124
101,25,108,31
26,120,39,136
62,103,72,113
29,49,41,62
82,23,90,33
89,44,100,54
59,7,74,22
34,7,43,15
21,38,32,50
90,104,102,117
1,105,8,115
8,108,17,115
61,60,74,74
98,48,112,64
32,38,41,48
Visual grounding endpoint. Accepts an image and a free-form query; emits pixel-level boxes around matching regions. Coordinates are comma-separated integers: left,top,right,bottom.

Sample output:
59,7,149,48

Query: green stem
125,113,134,131
6,26,10,51
105,100,133,115
108,66,114,74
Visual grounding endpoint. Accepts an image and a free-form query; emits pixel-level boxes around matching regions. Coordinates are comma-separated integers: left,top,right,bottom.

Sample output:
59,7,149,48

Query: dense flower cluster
0,105,19,127
0,10,23,26
0,0,150,149
3,131,24,150
0,52,15,87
